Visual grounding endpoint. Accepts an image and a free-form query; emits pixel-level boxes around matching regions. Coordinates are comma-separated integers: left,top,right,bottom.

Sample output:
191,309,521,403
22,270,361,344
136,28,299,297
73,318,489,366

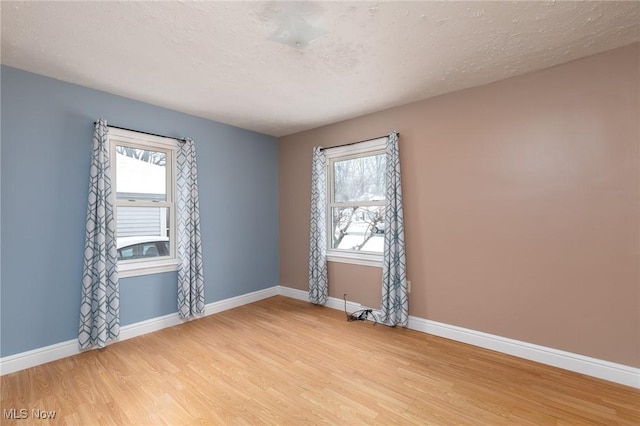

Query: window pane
116,207,170,260
334,153,386,202
116,146,166,201
331,206,385,253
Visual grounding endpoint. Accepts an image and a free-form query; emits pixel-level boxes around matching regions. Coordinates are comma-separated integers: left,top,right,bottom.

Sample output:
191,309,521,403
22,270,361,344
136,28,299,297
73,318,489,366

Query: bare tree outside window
330,153,386,253
116,146,166,166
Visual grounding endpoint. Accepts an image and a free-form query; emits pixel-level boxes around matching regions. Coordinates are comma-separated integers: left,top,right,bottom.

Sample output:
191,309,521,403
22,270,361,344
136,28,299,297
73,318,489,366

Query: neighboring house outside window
108,127,179,277
325,137,387,267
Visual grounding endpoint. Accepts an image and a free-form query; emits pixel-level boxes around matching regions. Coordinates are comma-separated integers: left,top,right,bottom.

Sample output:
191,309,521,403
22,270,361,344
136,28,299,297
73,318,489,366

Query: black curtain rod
318,132,398,151
94,122,186,142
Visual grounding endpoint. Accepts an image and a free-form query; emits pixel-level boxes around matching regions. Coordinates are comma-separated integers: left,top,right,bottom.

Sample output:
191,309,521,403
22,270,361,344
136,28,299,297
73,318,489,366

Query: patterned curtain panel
380,131,408,326
78,119,120,349
177,138,205,319
309,147,328,305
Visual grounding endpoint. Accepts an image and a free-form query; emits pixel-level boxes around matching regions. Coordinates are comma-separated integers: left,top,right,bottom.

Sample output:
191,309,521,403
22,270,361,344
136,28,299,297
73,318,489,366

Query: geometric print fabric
176,138,205,319
78,119,120,349
380,131,409,326
308,147,328,305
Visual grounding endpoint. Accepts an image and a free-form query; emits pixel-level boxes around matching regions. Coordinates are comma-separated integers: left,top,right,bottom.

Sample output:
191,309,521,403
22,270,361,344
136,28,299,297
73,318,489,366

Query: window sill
118,259,179,278
327,251,382,268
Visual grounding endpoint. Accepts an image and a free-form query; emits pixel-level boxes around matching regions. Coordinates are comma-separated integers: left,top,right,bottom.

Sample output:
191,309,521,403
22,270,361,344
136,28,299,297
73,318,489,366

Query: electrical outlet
407,280,411,293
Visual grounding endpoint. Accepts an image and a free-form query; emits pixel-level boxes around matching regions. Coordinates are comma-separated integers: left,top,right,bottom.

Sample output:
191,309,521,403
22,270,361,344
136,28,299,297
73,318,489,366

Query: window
108,128,178,277
326,138,386,266
116,237,170,261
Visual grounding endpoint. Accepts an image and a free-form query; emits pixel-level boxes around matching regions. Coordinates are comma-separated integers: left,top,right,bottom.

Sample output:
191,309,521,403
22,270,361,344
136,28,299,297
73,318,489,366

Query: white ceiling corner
1,1,639,137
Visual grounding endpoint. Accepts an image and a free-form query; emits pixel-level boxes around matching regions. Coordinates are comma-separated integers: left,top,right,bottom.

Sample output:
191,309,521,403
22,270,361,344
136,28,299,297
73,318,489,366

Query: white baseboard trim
3,284,638,389
407,316,640,389
205,286,280,316
278,285,363,313
0,339,80,377
0,285,280,376
277,286,640,389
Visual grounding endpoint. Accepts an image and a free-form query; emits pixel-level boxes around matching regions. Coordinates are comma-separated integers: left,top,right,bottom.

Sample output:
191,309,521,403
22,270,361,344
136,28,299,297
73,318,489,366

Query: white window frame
325,137,387,268
108,128,179,278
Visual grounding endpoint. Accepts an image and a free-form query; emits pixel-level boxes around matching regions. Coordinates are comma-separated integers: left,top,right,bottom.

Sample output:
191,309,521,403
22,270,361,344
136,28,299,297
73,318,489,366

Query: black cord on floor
343,294,350,320
343,294,377,324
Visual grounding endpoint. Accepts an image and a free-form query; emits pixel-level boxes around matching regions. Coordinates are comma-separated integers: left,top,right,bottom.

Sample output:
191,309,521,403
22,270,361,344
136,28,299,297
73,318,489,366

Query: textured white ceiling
2,1,639,137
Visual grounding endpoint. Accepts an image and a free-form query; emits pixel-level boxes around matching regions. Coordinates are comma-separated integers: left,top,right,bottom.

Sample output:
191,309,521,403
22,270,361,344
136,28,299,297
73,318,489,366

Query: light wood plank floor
1,296,638,425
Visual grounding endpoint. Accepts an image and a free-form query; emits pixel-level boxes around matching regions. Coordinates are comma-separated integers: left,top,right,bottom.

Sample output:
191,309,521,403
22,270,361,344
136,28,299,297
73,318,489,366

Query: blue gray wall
0,66,279,357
